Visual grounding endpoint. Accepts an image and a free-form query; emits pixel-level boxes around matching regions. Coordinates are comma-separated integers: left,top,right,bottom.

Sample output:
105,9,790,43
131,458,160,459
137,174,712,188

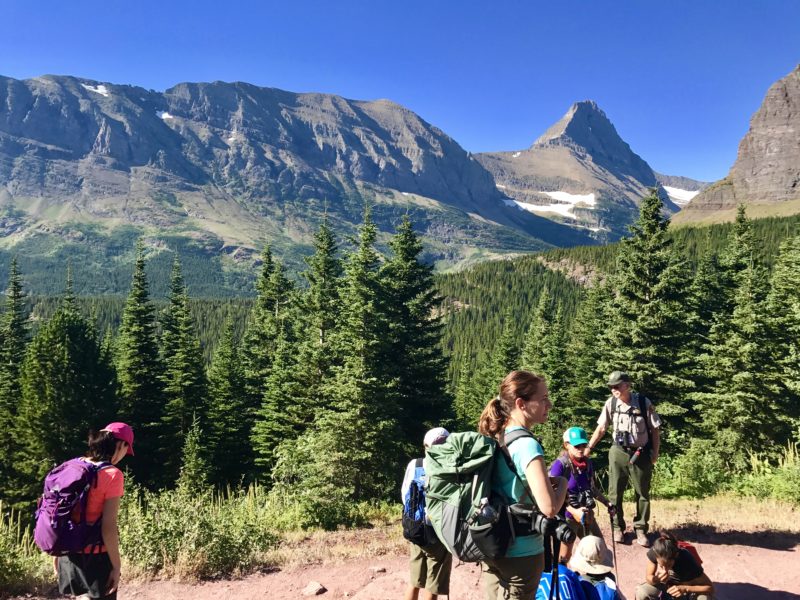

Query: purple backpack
34,458,110,555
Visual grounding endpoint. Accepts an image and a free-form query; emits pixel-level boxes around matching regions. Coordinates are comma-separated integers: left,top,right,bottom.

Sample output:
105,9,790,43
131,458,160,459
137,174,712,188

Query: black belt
612,443,639,454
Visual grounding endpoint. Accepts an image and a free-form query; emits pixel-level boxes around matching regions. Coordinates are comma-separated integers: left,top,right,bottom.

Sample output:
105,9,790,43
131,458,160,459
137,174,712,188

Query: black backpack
401,458,438,546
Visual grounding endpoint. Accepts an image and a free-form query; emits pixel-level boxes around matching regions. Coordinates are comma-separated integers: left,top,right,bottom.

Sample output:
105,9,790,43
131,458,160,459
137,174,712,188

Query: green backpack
423,429,534,562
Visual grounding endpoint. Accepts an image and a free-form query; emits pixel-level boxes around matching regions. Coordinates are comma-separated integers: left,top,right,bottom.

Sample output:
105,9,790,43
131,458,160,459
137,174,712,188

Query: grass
649,495,800,534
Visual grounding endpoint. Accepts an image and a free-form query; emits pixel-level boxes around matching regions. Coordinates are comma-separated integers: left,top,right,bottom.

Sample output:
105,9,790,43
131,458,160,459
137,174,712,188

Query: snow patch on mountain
81,84,109,97
157,111,175,120
503,191,596,220
662,186,699,206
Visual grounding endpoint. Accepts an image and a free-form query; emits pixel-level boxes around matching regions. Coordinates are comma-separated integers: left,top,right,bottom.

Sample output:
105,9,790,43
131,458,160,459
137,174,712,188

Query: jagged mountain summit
476,101,678,239
0,74,594,293
675,64,800,224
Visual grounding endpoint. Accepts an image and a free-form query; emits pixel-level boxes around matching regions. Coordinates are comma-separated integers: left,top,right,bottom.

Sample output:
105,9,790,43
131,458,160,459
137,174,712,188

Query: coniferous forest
1,192,800,531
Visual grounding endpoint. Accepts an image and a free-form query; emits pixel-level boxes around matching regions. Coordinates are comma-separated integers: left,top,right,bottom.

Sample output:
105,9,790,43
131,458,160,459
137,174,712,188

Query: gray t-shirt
597,393,661,448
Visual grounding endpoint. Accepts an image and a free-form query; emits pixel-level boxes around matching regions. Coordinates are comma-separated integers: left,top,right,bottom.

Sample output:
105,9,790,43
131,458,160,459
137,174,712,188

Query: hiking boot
636,530,650,547
613,530,624,543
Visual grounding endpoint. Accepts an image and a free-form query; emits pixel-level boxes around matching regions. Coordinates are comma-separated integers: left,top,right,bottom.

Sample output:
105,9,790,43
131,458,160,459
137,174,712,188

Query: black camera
615,431,635,447
567,489,596,510
530,513,576,543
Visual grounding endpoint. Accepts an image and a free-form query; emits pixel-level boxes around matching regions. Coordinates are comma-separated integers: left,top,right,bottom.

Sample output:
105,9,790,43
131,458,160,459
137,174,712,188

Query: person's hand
53,556,59,577
106,566,121,595
654,567,670,585
607,504,617,518
651,451,659,465
667,584,684,596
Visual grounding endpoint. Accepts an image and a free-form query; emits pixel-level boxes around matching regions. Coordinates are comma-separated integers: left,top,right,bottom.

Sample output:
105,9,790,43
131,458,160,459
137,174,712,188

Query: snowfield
157,111,175,120
503,190,596,220
81,84,110,97
663,186,699,206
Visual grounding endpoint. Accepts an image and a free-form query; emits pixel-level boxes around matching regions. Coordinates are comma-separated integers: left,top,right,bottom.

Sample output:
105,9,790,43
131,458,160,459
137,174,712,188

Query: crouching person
402,427,453,600
636,532,714,600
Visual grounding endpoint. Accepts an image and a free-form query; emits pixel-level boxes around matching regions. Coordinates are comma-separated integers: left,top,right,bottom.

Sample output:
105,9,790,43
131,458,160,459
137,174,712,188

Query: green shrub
651,439,731,499
0,502,52,597
735,443,800,505
119,483,278,580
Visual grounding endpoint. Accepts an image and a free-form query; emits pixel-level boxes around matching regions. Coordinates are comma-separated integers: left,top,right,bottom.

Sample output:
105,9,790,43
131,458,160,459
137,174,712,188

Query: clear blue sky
2,1,798,182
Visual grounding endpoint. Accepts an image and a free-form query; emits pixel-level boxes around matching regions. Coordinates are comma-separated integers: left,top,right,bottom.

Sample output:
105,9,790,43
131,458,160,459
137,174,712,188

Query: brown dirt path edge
107,525,800,599
15,523,800,599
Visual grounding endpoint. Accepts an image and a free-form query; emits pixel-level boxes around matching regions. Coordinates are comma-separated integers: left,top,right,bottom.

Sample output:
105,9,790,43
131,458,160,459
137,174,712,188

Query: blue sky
2,1,798,182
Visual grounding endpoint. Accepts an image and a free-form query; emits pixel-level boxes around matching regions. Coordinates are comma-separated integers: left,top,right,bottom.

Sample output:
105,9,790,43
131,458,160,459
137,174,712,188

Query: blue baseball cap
563,427,589,446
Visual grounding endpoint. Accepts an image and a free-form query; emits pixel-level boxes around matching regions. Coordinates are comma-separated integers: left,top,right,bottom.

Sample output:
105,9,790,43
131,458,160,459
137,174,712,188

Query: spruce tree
278,209,400,519
521,289,553,375
115,242,165,488
206,318,250,487
176,415,208,492
380,216,448,450
14,284,117,506
240,247,293,413
0,258,28,502
602,190,692,447
160,256,208,484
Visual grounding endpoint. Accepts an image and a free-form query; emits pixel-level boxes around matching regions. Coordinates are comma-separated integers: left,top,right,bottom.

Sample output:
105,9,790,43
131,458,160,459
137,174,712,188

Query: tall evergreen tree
278,209,400,517
14,283,117,506
160,256,208,483
0,258,28,502
521,288,553,375
115,242,165,488
241,247,293,412
602,190,693,446
380,216,448,450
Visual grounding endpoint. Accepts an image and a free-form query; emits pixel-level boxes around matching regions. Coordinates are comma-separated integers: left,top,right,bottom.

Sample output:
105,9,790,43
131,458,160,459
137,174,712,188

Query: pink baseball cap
102,422,135,456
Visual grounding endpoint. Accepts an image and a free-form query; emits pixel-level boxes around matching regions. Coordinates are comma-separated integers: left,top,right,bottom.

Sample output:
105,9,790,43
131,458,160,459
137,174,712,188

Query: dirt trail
115,524,800,599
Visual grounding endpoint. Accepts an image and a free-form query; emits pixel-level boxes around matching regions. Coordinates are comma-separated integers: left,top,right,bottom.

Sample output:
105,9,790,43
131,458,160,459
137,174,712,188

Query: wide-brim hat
569,535,614,575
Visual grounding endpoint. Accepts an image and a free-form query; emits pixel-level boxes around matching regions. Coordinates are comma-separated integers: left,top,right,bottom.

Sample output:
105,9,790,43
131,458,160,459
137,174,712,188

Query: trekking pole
608,508,620,584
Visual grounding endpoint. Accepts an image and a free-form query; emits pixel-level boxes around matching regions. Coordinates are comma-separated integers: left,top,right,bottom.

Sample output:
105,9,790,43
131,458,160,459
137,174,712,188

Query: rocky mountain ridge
0,74,593,291
676,64,800,223
476,101,677,238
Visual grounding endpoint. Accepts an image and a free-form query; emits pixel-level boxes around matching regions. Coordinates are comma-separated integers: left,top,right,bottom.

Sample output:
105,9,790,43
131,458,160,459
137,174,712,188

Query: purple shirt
549,455,594,521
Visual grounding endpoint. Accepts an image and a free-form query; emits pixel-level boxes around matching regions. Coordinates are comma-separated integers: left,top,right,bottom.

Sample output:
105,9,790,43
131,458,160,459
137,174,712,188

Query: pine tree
206,318,250,487
602,190,693,446
240,247,293,413
521,289,553,374
159,256,208,484
0,258,29,502
380,216,448,450
763,233,800,432
696,260,774,467
14,283,117,506
277,209,400,519
176,415,208,492
251,321,304,479
115,242,165,488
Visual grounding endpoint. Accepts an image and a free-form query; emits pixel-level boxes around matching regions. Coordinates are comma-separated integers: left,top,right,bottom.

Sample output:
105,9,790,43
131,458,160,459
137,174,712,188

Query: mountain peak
533,100,616,149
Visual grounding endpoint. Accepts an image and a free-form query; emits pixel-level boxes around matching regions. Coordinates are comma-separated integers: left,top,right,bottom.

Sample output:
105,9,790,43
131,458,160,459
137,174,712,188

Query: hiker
549,427,613,563
586,371,661,547
569,536,623,600
636,532,714,600
478,370,568,600
56,423,134,600
402,427,453,600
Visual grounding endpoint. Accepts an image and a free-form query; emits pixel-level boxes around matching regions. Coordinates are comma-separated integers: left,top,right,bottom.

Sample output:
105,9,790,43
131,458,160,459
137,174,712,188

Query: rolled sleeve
597,398,613,429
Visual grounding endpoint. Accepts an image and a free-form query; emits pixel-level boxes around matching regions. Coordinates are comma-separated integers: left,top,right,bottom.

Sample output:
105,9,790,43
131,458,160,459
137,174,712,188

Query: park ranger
586,371,661,547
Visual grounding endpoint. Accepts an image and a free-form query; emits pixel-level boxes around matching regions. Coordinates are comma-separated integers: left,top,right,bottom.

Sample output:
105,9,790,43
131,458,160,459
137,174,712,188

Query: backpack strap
498,428,538,504
414,457,424,469
635,393,653,450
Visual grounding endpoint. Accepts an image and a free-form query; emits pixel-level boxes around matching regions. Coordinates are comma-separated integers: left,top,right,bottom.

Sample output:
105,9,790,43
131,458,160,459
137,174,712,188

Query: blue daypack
402,458,437,546
579,576,621,600
537,564,589,600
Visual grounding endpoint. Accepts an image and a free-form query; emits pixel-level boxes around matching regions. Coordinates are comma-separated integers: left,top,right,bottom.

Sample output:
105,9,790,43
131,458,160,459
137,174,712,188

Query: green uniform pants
608,444,653,533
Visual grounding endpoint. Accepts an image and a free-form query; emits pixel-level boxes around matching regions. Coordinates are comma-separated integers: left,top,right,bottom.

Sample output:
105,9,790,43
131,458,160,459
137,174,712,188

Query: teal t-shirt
492,425,545,557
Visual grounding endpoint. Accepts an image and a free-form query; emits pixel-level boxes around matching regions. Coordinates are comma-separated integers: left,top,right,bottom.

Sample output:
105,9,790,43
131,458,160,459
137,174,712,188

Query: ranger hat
607,371,631,387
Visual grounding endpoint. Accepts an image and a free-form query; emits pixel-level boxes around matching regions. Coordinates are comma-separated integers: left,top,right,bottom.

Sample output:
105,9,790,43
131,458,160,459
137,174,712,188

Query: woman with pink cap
56,422,134,600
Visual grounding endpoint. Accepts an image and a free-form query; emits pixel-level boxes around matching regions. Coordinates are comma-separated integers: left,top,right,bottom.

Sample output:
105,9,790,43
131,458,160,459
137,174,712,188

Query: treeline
0,213,449,526
450,193,800,491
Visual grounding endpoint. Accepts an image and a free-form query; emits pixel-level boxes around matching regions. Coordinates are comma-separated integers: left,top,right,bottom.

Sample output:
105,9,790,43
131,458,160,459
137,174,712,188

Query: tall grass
0,501,52,597
119,483,279,580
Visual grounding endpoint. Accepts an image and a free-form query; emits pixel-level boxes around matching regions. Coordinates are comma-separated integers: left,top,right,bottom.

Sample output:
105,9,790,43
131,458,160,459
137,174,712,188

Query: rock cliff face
0,75,593,280
679,65,800,218
476,101,676,239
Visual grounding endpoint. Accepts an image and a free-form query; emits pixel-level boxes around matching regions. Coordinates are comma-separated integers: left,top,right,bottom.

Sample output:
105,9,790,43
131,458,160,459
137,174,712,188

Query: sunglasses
609,383,626,390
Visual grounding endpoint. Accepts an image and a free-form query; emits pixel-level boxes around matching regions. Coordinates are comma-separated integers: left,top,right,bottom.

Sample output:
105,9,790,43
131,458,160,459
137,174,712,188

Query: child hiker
549,427,613,563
